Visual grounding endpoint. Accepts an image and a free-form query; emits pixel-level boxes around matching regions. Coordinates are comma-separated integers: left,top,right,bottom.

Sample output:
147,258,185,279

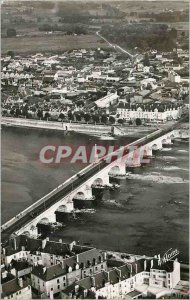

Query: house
2,235,107,297
117,102,182,122
168,70,181,83
30,241,107,296
61,258,181,299
95,92,118,108
10,260,32,277
1,273,32,300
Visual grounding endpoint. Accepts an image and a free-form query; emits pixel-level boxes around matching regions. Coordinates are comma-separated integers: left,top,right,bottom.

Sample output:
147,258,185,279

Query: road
1,116,188,244
96,31,142,63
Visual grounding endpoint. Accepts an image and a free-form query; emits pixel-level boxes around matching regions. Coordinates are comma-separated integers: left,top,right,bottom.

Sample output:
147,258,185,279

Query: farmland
2,34,108,54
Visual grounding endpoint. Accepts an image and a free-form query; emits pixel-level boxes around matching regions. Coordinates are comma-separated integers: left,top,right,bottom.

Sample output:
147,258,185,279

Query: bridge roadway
1,118,187,244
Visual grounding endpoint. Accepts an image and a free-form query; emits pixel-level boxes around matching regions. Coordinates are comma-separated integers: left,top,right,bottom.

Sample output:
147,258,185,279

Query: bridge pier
125,148,141,168
108,163,127,179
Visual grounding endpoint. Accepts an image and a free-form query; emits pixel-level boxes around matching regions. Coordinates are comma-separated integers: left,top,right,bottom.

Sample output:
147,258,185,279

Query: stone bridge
12,128,187,237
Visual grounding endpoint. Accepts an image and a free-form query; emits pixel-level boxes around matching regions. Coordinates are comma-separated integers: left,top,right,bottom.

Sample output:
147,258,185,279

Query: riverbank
1,117,155,137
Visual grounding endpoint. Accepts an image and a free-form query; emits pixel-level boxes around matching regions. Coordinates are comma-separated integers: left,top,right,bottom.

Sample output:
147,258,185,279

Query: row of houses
117,103,182,122
1,235,182,299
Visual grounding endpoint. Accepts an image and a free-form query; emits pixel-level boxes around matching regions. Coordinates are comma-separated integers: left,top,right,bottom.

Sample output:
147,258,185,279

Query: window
63,276,65,281
57,279,60,283
57,285,60,290
101,265,103,269
64,283,66,287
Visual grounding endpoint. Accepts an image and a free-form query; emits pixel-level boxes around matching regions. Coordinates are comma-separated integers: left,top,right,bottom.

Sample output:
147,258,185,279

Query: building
168,70,181,83
117,103,182,122
95,92,118,108
1,272,32,300
61,258,181,299
1,235,107,297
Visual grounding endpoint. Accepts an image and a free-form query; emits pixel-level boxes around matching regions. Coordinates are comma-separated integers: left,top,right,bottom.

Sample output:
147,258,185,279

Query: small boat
99,135,115,140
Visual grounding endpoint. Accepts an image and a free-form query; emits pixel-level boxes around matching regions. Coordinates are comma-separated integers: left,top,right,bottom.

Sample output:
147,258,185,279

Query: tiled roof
11,259,31,271
32,264,67,281
1,277,29,297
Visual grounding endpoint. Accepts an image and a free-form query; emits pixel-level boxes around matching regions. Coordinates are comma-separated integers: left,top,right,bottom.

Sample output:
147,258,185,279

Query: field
2,34,108,55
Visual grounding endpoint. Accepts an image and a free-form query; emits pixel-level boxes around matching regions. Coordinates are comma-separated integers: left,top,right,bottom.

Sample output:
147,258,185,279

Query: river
1,126,189,263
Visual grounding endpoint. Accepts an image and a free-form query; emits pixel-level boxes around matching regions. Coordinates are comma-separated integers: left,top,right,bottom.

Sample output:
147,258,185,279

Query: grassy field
2,34,108,55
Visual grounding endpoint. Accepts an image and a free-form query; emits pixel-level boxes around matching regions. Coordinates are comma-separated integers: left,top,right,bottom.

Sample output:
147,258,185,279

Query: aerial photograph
1,0,189,299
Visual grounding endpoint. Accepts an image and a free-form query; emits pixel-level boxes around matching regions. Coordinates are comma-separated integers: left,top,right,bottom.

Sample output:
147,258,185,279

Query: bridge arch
56,205,67,212
91,178,104,187
170,134,175,140
72,191,85,200
151,144,159,151
23,231,30,236
37,217,50,225
108,165,121,176
161,139,168,145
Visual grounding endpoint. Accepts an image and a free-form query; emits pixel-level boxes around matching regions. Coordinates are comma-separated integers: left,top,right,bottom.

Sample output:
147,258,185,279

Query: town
1,47,189,131
1,235,188,299
1,1,189,299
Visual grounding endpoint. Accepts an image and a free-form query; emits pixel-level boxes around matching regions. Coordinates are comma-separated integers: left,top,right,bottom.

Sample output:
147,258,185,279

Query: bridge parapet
3,121,189,239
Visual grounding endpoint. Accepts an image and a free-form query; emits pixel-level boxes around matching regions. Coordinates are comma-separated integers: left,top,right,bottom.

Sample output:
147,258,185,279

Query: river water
1,126,189,263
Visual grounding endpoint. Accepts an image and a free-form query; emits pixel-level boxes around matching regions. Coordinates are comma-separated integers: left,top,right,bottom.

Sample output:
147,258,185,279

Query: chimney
69,241,76,252
103,252,107,260
91,276,95,287
2,248,5,255
83,289,88,298
135,263,138,274
151,260,153,269
106,271,110,282
2,271,8,279
144,260,147,271
129,263,132,273
46,237,49,241
42,239,47,249
43,267,47,274
59,239,62,243
18,277,23,288
76,254,79,263
13,238,17,250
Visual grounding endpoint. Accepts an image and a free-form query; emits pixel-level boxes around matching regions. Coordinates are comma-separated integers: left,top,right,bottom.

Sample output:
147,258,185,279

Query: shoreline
1,117,155,137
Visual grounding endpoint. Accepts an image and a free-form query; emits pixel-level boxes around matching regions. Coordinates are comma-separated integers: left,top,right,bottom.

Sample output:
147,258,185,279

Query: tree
92,115,99,124
7,28,17,37
75,114,81,122
15,108,21,117
59,113,65,120
170,28,177,39
135,118,142,126
109,116,115,124
143,53,150,66
101,115,107,124
84,113,91,123
37,110,43,120
44,112,51,120
7,50,15,58
129,120,133,125
68,110,74,121
118,119,124,125
10,109,15,116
